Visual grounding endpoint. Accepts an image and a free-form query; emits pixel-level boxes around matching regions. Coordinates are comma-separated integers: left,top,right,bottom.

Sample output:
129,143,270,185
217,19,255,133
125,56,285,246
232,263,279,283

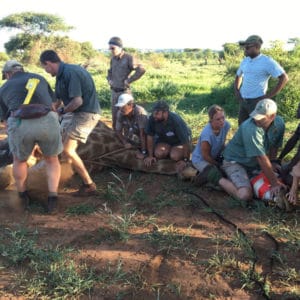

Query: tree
0,12,72,35
0,12,73,58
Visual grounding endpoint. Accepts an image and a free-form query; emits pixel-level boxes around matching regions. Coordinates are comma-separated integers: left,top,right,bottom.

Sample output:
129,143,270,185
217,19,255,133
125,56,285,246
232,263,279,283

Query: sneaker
47,196,58,213
72,182,97,197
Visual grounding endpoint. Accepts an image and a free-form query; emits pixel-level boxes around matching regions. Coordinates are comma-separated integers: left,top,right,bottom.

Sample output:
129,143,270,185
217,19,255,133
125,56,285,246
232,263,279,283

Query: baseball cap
152,100,169,112
2,60,23,79
115,93,134,107
250,99,277,120
239,35,263,46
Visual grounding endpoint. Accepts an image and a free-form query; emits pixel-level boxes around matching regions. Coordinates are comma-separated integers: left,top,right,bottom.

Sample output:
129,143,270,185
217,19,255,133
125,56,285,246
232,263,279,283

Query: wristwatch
183,158,189,162
141,150,147,156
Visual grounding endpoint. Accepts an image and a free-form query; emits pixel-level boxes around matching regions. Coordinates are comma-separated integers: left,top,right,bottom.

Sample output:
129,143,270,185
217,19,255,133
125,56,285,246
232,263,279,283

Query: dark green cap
239,35,263,46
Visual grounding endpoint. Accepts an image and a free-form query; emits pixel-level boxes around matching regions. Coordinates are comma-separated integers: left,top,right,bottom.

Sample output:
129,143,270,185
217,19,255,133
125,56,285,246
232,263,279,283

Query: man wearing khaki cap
234,35,288,125
221,99,286,202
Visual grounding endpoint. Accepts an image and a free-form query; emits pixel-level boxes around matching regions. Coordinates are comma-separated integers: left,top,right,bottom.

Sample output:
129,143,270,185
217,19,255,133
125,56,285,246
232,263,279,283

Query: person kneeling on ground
144,100,191,172
115,93,148,159
221,99,285,202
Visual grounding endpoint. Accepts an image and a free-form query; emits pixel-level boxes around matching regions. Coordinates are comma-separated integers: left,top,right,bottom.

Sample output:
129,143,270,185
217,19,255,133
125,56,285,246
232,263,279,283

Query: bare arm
139,128,147,152
64,96,83,113
265,73,289,99
201,141,218,165
234,75,243,101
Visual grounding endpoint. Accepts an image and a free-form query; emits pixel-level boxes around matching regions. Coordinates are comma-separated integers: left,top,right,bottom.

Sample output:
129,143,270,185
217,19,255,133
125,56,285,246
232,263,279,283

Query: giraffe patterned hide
0,120,180,198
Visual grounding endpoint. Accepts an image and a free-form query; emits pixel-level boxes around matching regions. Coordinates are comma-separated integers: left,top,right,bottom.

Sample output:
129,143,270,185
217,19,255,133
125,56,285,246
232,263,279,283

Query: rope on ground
182,188,279,300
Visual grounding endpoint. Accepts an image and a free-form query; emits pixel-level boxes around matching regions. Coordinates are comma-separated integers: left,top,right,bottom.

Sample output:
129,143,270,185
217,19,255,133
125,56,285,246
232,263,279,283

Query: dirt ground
0,124,299,300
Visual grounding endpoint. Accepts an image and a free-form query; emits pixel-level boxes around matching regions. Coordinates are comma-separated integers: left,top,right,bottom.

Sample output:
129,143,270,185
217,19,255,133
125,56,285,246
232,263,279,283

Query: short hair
208,104,224,120
40,50,61,64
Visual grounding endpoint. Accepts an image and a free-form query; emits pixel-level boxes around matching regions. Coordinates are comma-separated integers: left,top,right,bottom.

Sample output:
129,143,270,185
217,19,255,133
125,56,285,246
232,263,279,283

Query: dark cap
239,35,263,46
152,100,169,112
108,36,123,48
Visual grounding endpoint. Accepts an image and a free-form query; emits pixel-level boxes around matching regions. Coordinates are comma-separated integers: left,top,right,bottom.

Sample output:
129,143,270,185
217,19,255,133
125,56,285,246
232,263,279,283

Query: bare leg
219,178,253,201
12,156,28,192
44,155,61,193
63,137,93,185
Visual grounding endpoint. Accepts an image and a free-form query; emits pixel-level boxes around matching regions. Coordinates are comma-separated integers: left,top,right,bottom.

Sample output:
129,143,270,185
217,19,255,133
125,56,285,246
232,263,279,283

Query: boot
47,196,57,213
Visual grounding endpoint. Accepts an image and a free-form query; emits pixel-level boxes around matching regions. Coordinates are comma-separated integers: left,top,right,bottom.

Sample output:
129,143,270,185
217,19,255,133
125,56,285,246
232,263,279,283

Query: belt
243,97,264,101
111,87,126,93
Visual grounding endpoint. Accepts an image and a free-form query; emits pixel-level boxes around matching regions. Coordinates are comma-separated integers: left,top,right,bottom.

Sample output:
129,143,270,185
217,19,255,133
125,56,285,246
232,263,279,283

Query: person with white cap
107,37,146,130
234,35,288,125
0,60,63,213
115,93,148,159
221,99,286,202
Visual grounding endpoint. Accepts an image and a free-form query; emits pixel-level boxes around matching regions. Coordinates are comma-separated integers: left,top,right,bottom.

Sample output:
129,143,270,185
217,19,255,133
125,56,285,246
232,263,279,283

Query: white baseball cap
250,99,277,120
115,93,134,107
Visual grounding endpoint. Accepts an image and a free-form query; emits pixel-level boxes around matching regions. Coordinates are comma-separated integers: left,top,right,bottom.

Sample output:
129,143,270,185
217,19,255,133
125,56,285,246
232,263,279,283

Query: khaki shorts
65,112,99,143
7,111,63,161
222,160,252,189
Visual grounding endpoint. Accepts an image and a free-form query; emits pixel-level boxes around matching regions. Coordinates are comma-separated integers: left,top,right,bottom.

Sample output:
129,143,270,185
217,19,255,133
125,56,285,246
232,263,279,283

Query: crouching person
115,93,148,159
0,60,63,212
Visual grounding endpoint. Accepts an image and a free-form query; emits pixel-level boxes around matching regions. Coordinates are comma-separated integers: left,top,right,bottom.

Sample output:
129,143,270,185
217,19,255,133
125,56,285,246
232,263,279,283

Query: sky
0,0,299,52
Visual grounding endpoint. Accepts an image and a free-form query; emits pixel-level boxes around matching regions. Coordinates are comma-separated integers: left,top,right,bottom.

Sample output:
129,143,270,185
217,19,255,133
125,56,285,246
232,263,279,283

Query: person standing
115,93,148,159
107,37,146,130
234,35,288,125
144,100,191,170
40,50,101,196
222,99,286,202
0,60,62,212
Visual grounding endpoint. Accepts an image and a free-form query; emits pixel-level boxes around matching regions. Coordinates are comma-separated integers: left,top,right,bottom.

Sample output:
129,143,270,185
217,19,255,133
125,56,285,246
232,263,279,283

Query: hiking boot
19,191,31,210
47,196,58,213
193,165,223,187
72,182,97,197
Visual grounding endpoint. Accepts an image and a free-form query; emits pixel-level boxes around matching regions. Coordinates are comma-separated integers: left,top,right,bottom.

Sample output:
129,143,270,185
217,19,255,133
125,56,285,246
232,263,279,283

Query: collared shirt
115,104,148,137
265,115,285,151
56,62,101,114
223,118,265,169
236,54,285,99
107,51,145,90
146,112,191,146
0,72,54,120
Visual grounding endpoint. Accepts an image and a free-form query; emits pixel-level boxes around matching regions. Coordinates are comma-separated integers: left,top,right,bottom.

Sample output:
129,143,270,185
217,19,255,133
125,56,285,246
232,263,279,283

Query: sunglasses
244,44,256,50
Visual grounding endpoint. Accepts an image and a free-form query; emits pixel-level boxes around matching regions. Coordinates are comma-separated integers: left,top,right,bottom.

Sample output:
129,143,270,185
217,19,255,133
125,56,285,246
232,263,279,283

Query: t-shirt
0,71,54,120
265,115,285,151
236,54,285,99
146,111,191,146
192,120,230,165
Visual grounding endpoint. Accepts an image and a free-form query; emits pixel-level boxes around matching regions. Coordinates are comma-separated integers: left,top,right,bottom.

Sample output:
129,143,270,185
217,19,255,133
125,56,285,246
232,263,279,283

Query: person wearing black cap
234,35,288,125
144,100,191,169
0,60,63,213
107,36,146,130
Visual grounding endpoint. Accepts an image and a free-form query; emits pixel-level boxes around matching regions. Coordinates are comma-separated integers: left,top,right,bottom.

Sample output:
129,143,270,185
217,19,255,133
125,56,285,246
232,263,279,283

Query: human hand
124,143,132,149
287,191,297,205
144,156,156,167
176,160,187,173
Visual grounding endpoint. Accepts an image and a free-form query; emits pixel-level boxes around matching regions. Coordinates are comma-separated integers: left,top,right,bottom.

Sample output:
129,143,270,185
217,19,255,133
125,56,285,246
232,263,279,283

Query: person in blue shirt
144,100,191,170
234,35,288,125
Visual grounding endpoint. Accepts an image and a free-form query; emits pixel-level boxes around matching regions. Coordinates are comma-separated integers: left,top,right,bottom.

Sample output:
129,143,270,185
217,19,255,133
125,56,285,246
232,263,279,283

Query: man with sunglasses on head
234,35,288,125
107,37,146,130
